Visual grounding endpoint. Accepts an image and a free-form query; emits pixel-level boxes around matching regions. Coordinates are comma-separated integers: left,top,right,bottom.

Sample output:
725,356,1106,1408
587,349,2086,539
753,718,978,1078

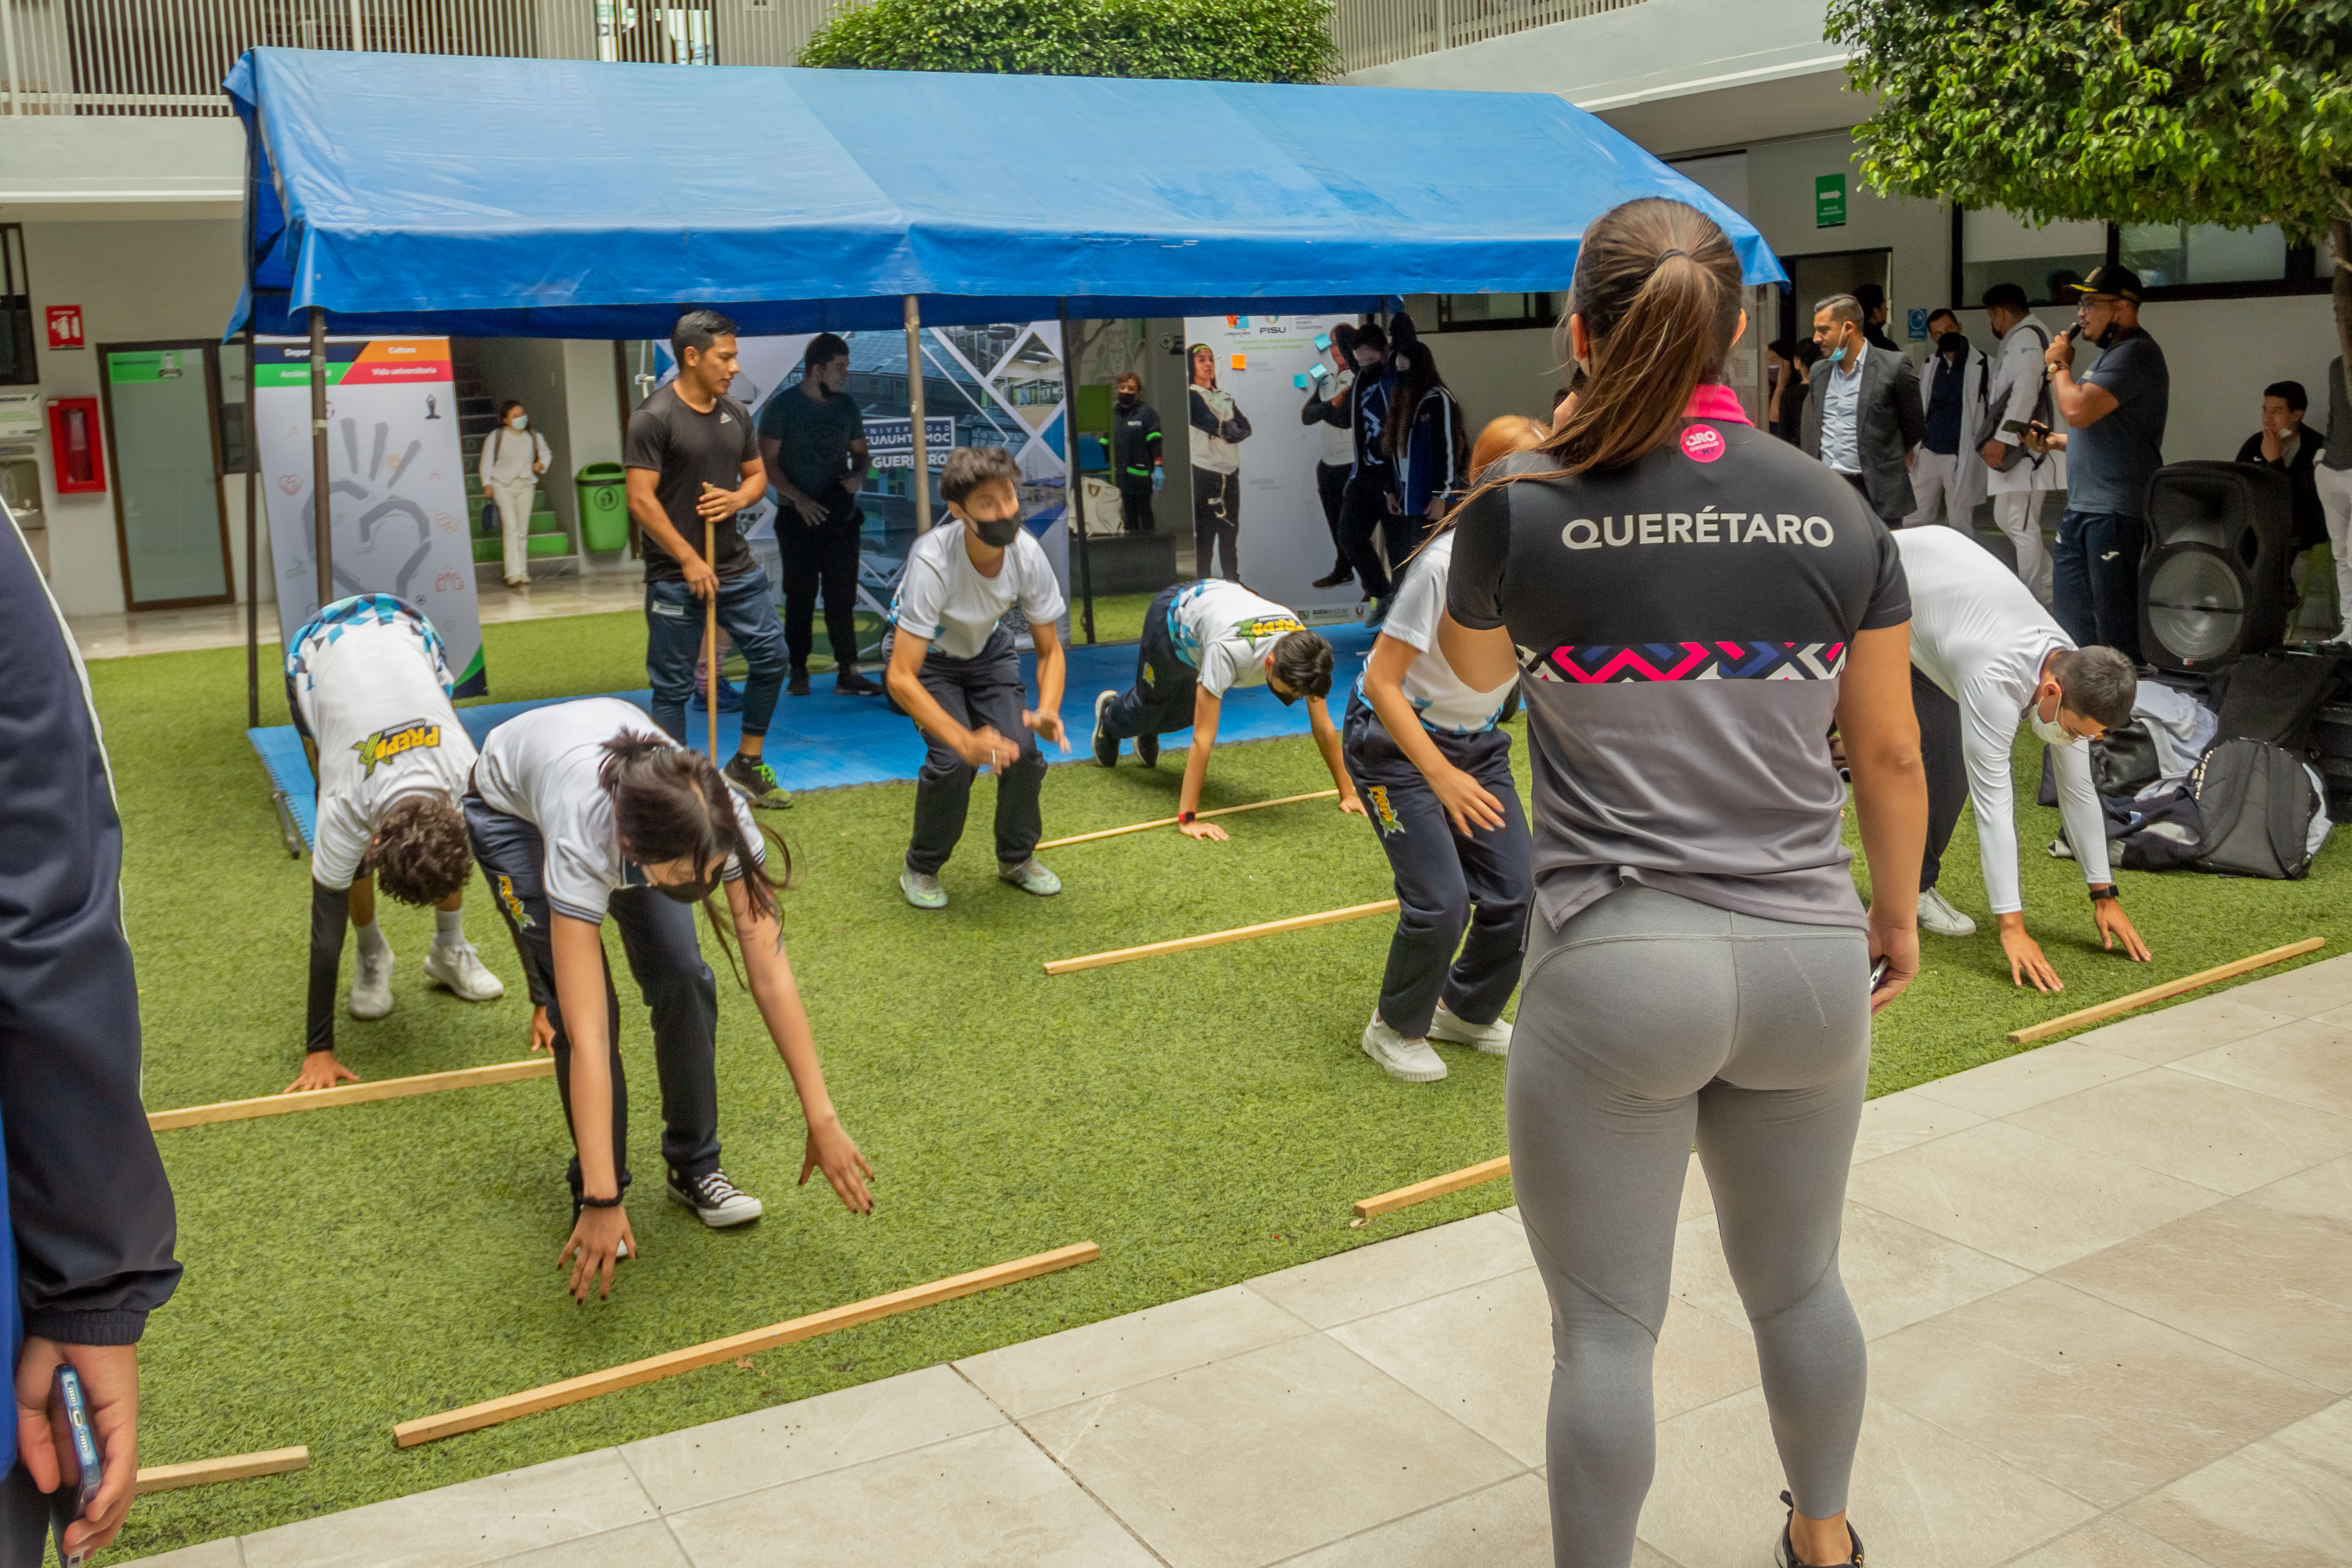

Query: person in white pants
2319,355,2352,641
1906,308,1989,532
1978,284,2064,604
481,399,552,590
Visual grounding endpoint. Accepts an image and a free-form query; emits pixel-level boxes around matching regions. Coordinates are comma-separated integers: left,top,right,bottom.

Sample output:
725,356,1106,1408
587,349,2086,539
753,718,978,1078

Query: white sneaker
1362,1013,1447,1083
1429,1005,1512,1056
424,940,506,1002
1917,886,1977,937
348,941,394,1020
668,1168,764,1227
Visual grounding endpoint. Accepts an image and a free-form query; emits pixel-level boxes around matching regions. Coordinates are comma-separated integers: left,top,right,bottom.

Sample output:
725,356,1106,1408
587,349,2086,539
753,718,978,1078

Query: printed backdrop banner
256,335,487,693
1181,313,1359,621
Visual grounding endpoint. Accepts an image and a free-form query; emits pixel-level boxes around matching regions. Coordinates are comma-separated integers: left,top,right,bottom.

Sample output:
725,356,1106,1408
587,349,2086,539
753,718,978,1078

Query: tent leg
904,295,931,534
308,306,332,609
1056,299,1095,646
244,323,260,730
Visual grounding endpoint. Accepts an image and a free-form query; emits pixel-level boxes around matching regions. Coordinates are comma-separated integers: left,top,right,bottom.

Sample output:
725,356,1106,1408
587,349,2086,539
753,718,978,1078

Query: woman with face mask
467,700,873,1302
480,400,553,590
1187,344,1252,579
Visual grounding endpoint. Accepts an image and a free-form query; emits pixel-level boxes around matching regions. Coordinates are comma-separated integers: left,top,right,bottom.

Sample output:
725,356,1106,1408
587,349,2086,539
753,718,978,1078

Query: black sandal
1774,1490,1864,1567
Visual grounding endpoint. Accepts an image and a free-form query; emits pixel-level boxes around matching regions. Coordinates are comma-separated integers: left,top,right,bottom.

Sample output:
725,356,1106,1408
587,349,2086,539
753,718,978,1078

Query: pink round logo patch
1680,425,1726,463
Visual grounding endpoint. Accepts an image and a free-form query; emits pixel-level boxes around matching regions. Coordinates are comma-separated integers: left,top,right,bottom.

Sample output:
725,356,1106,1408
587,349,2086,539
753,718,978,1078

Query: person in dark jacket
1186,344,1252,580
1382,337,1469,563
2235,380,2325,552
0,512,181,1564
1110,371,1163,533
1301,326,1360,588
1335,321,1398,610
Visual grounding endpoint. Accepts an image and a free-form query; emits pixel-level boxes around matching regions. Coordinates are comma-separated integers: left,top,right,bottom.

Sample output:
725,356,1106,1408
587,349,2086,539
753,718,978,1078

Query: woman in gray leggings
1439,197,1926,1568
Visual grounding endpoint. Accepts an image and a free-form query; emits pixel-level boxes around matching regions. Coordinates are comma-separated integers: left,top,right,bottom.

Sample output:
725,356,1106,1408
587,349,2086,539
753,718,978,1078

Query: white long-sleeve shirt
479,425,552,487
1984,312,2066,496
1897,528,2114,913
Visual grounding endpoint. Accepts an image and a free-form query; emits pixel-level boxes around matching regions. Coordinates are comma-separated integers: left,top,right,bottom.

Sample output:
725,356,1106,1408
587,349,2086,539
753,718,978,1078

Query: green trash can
576,462,630,553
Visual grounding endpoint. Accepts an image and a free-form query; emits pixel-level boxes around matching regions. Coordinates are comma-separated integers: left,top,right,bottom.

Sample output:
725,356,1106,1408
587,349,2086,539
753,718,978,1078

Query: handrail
1329,0,1648,74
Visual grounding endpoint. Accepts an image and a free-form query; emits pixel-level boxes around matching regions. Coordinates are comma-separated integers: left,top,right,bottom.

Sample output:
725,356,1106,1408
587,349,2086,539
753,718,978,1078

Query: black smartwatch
578,1191,624,1209
2088,885,2120,903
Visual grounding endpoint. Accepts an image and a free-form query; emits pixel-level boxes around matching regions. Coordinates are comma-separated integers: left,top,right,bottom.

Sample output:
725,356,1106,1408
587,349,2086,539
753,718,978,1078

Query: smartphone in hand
51,1364,101,1567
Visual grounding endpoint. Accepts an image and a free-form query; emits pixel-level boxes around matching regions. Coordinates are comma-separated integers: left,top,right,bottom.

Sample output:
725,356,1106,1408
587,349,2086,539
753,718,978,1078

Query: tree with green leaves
1828,0,2352,379
798,0,1341,84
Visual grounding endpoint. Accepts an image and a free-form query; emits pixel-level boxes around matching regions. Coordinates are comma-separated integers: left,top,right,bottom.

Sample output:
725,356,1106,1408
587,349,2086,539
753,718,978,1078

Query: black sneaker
1092,691,1120,768
1137,730,1159,768
834,668,883,696
722,753,794,809
787,667,812,697
1313,568,1354,590
1774,1491,1863,1567
667,1167,764,1227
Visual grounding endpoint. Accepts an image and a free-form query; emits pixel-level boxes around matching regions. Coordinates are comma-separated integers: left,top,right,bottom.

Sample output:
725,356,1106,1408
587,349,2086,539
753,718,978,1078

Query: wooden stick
1044,900,1398,976
148,1059,554,1132
2006,937,2325,1045
394,1242,1100,1448
136,1447,309,1495
704,512,720,765
1036,790,1340,850
1353,1155,1512,1219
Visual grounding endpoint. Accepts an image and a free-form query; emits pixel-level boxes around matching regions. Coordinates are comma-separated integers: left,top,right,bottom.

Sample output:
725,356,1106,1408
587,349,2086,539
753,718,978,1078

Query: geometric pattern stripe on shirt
1524,640,1849,683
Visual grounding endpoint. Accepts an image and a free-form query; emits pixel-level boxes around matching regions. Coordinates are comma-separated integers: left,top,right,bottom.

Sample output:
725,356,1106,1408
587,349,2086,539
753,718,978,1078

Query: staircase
453,344,575,582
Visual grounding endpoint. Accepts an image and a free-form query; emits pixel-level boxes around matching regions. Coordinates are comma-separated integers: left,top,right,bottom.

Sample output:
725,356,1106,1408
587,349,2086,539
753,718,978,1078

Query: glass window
1960,210,2107,307
1428,294,1559,331
2119,222,2289,288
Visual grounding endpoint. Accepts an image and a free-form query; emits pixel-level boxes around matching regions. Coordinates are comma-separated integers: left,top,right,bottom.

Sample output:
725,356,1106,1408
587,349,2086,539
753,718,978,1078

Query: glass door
101,341,233,609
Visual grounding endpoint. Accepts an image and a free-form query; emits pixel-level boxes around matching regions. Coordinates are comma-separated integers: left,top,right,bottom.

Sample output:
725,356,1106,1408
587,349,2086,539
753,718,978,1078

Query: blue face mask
1825,345,1848,365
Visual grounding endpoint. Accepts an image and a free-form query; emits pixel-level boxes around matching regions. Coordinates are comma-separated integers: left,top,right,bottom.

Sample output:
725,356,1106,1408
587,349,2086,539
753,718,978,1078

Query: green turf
98,615,2349,1557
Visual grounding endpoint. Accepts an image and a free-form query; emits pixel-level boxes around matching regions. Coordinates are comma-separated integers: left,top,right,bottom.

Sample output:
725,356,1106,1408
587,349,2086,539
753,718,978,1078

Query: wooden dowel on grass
147,1059,554,1133
136,1447,308,1495
2006,937,2325,1045
1036,790,1339,850
393,1242,1101,1448
1353,1155,1512,1219
1044,900,1398,976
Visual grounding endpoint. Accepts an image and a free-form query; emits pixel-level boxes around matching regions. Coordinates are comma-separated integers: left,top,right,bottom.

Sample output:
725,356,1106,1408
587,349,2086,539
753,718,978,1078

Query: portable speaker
2137,461,2294,671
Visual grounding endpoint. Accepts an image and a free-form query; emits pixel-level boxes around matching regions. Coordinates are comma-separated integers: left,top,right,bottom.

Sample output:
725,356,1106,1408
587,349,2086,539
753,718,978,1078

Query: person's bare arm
625,468,715,597
551,914,636,1301
761,436,827,526
885,630,1016,770
1179,686,1226,839
1306,692,1366,817
1437,610,1520,691
1834,621,1927,1012
728,878,872,1213
1363,634,1502,834
1026,618,1069,753
844,435,871,494
15,1339,139,1560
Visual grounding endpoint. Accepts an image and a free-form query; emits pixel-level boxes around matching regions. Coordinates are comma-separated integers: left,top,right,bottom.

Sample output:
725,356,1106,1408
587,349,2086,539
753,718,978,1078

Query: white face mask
507,414,528,431
2029,705,2078,747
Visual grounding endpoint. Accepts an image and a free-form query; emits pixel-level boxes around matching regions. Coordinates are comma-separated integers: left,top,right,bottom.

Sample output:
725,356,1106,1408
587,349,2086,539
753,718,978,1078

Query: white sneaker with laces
668,1168,764,1227
348,941,394,1020
424,940,506,1001
1917,886,1978,937
1362,1013,1447,1083
1429,1005,1512,1056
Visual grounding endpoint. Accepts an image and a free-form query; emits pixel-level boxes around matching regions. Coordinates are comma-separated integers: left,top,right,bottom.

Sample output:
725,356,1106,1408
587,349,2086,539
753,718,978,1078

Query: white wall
1398,321,1570,436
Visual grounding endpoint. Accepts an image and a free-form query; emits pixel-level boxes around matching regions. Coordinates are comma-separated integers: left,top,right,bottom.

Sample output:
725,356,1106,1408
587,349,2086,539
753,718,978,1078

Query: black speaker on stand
2138,461,2295,671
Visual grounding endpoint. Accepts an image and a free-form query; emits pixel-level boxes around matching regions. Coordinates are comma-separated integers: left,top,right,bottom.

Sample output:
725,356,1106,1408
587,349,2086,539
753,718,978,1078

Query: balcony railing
1330,0,1646,74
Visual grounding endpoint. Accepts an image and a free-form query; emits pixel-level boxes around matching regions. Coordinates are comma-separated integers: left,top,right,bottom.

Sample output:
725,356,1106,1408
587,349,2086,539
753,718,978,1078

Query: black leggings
1193,467,1240,580
1912,667,1969,892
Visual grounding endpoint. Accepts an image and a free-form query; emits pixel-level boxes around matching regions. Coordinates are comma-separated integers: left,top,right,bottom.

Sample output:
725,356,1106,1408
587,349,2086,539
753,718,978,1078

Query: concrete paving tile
119,1540,244,1567
2006,1068,2352,1195
1672,1205,2030,1343
2074,993,2301,1065
2124,1399,2352,1568
1271,1473,1558,1568
619,1362,1003,1513
2243,1153,2352,1225
957,1284,1310,1420
2053,1198,2352,1394
1247,1210,1532,1330
1868,1277,2331,1509
1023,1331,1520,1568
1640,1390,2093,1568
2214,952,2352,1018
1996,1514,2211,1568
480,1521,690,1567
1851,1092,1987,1163
665,1425,1157,1568
1678,1152,1713,1220
2172,1017,2352,1120
1844,1119,2224,1273
1909,1042,2148,1119
239,1450,656,1568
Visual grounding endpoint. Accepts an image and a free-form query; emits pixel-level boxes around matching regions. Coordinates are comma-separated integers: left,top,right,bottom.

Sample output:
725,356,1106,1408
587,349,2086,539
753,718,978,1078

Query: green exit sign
1816,173,1847,229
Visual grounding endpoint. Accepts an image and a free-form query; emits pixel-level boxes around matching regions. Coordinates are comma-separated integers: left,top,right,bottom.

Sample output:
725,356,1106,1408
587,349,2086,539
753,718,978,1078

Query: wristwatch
2088,885,2120,903
1178,809,1197,826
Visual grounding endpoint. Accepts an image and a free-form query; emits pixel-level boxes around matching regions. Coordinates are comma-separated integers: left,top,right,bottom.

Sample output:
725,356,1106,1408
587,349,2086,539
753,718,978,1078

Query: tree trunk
2334,217,2352,411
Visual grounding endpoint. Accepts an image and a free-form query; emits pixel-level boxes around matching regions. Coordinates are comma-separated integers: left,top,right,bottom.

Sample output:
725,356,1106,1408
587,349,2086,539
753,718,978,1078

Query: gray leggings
1507,884,1870,1568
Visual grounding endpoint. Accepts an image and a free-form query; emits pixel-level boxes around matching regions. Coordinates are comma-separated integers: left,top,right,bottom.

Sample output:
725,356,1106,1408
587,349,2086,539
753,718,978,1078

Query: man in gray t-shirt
2038,265,2168,663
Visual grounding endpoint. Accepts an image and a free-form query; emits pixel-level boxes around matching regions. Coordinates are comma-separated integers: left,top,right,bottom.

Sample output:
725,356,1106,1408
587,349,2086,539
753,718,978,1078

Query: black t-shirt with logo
1448,394,1911,932
623,384,762,584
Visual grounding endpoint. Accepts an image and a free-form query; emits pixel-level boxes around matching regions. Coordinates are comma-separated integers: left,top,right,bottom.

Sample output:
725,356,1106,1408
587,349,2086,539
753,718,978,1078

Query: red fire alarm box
44,306,82,350
48,397,104,494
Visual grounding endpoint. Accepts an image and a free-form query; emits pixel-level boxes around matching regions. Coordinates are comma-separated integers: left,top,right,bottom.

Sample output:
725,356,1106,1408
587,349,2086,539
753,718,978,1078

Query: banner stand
1057,298,1096,644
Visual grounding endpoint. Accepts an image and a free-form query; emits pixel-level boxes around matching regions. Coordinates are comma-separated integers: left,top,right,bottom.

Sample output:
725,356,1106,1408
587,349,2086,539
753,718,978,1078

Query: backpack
1988,324,2053,474
2189,738,2319,879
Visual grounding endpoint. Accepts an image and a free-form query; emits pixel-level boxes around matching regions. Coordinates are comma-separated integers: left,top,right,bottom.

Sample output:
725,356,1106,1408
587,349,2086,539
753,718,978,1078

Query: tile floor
68,575,645,662
137,959,2352,1567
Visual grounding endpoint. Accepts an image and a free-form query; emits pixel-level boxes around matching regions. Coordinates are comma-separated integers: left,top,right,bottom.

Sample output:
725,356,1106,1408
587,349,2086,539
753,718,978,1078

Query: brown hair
1382,339,1468,466
1113,370,1142,391
597,733,789,981
1269,629,1335,700
1470,416,1550,483
940,444,1021,505
371,794,471,908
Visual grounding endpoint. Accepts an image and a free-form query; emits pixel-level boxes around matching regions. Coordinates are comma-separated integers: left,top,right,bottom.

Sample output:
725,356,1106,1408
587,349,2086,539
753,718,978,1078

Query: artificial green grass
97,614,2350,1557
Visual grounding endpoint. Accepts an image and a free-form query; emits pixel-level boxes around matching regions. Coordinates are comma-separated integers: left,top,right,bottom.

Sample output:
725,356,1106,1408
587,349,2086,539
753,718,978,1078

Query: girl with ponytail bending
1437,198,1928,1568
468,698,872,1303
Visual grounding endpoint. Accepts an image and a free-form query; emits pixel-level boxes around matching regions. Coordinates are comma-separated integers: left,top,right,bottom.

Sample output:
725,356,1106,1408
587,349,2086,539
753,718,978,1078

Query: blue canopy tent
222,48,1784,718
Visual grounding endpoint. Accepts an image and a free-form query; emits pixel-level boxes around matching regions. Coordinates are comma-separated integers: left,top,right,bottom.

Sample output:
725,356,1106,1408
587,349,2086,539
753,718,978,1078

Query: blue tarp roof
224,49,1784,339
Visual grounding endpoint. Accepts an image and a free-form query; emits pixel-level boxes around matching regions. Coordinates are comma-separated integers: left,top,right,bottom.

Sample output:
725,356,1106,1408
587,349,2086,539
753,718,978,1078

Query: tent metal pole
308,306,332,610
1056,298,1095,645
903,295,931,533
243,322,260,730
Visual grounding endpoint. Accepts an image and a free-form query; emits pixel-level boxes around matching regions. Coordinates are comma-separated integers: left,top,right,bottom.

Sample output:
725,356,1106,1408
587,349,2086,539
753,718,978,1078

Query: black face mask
1937,331,1969,360
2092,318,2122,350
1116,392,1139,409
973,513,1024,548
654,873,720,906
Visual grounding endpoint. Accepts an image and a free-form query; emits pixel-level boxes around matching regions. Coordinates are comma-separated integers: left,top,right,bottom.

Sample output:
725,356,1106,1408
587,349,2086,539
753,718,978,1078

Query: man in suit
1803,293,1926,528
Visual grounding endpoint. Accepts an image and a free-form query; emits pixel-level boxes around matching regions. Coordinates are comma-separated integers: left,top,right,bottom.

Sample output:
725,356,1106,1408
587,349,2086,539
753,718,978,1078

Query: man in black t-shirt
623,309,794,809
757,333,879,697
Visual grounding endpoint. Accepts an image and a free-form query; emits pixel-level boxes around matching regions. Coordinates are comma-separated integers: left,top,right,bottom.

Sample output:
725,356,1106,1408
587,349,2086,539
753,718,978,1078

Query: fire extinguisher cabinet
47,396,104,494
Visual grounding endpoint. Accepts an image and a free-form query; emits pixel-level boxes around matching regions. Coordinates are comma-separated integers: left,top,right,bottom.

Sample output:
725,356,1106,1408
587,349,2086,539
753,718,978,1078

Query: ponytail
598,733,789,982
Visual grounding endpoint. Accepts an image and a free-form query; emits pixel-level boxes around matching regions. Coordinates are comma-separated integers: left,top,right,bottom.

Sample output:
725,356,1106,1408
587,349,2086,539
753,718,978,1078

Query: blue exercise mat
248,625,1375,851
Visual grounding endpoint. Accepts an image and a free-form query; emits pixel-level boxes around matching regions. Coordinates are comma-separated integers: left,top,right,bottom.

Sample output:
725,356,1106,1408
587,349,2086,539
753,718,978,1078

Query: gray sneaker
1918,886,1977,937
999,858,1063,897
900,869,948,910
1362,1013,1447,1083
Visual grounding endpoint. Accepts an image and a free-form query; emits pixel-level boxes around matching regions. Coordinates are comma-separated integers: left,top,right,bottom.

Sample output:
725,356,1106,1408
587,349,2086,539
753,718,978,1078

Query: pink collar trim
1683,384,1751,425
